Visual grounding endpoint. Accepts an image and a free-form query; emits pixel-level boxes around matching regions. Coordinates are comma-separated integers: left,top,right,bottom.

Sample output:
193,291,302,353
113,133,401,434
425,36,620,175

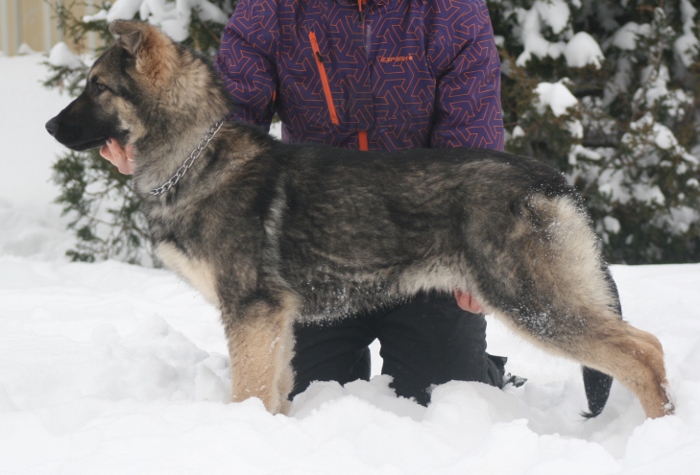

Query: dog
46,20,672,419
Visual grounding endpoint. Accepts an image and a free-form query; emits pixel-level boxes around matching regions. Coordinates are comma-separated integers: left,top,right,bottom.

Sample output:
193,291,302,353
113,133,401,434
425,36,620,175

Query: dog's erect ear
109,20,146,56
108,20,177,88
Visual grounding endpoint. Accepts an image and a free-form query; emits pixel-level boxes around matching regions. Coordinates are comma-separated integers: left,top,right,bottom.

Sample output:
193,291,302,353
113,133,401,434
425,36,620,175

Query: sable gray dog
46,21,673,419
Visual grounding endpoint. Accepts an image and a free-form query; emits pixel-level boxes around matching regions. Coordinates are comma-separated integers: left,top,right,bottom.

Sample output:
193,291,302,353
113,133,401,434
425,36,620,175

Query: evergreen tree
491,0,700,263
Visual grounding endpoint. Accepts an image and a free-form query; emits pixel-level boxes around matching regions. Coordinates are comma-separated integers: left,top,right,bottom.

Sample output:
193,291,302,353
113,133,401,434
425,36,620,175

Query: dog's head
45,21,186,152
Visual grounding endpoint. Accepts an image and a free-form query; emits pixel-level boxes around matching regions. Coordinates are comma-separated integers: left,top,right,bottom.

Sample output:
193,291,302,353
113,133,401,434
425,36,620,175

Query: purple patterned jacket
215,0,504,152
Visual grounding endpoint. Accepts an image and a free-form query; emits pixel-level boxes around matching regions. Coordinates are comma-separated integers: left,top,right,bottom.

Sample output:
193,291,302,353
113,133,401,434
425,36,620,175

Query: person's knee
289,319,373,399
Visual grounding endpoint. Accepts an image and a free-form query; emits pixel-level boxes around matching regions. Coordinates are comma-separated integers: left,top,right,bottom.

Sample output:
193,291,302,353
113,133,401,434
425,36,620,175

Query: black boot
486,354,527,389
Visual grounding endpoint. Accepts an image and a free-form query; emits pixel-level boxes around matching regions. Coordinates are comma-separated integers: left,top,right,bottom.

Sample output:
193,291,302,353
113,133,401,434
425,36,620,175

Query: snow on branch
84,0,229,42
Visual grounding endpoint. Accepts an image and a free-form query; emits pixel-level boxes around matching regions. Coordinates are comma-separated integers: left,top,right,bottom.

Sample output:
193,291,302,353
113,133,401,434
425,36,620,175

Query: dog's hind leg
563,314,672,419
223,292,298,414
560,235,672,419
495,291,672,419
483,195,672,418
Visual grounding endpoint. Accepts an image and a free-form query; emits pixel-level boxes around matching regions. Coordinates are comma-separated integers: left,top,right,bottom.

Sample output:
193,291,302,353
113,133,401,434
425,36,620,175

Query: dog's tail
582,366,613,418
580,264,619,418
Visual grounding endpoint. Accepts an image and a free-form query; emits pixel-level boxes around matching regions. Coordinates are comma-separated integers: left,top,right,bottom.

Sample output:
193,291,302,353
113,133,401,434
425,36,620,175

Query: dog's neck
148,119,225,197
129,112,226,196
130,57,232,196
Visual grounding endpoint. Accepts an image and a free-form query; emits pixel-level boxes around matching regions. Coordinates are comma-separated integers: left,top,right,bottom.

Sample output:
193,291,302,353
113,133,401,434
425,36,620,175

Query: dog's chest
156,242,220,307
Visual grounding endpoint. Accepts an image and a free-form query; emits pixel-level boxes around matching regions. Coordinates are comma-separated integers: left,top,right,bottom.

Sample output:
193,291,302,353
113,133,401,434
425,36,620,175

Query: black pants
290,292,504,405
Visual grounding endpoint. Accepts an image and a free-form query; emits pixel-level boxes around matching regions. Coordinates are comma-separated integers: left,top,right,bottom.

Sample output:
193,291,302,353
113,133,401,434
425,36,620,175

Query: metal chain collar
149,119,225,197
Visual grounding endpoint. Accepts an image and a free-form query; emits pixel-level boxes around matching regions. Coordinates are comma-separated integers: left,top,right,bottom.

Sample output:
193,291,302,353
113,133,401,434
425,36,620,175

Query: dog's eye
91,79,108,94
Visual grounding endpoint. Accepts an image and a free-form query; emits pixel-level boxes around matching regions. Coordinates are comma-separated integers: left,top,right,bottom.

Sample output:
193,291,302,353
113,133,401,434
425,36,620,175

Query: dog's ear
108,21,177,88
109,20,146,56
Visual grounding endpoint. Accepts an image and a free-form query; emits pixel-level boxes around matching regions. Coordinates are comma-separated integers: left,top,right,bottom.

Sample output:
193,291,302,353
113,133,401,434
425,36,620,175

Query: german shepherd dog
46,21,672,419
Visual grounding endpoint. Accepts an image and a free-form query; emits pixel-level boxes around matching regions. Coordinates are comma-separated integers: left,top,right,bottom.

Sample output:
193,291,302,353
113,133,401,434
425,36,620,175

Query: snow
103,0,142,24
515,5,566,67
0,55,75,207
675,0,699,68
607,22,652,51
47,42,85,70
564,32,604,69
635,65,694,121
597,159,666,207
84,0,229,43
515,1,605,69
2,52,700,474
534,0,570,35
533,79,585,162
623,113,698,166
603,216,621,234
534,80,578,117
663,206,698,235
568,144,602,167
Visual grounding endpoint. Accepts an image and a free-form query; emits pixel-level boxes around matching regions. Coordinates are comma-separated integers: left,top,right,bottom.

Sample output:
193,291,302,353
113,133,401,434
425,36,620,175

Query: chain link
150,119,225,197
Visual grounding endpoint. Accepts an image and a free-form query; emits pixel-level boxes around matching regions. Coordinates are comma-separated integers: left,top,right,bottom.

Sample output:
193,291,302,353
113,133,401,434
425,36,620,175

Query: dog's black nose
45,117,59,136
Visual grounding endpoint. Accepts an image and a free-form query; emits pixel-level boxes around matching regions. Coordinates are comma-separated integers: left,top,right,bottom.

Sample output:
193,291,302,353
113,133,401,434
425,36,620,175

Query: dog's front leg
223,297,297,414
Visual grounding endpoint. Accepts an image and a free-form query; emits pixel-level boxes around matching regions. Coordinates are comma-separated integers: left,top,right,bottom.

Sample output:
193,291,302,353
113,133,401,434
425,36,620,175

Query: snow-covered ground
1,53,700,474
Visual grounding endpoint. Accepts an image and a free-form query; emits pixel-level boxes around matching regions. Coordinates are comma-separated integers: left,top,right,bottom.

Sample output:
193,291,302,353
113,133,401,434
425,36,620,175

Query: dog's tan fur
225,294,299,414
584,324,670,418
156,242,220,307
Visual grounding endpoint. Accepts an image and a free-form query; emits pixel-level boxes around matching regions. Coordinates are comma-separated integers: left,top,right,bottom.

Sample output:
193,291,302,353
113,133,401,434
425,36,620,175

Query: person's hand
100,138,135,175
453,288,483,314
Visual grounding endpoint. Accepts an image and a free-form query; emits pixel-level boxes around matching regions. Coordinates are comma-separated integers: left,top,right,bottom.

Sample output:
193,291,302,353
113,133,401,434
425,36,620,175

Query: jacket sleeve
214,0,278,131
430,0,504,151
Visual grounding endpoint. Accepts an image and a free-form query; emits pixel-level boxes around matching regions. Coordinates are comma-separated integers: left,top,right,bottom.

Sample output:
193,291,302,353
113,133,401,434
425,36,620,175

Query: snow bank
2,251,700,474
3,250,700,473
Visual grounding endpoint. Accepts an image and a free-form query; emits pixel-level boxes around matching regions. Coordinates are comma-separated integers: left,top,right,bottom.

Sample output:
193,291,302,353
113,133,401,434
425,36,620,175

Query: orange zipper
358,130,368,151
308,31,339,126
